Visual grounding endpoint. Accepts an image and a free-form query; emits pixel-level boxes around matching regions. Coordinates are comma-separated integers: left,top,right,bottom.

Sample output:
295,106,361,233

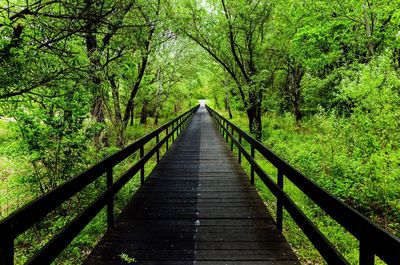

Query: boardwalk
84,106,299,265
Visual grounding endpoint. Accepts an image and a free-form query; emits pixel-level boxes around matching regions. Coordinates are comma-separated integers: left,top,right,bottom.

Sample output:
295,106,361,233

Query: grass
0,119,34,218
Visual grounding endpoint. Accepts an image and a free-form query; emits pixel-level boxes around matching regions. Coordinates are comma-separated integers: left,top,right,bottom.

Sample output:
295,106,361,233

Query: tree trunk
122,23,156,129
140,100,148,124
123,56,148,128
225,92,233,119
154,67,163,126
292,65,304,123
214,94,220,109
246,91,262,140
130,105,134,126
109,76,125,147
284,63,304,123
294,105,302,123
363,3,375,58
0,23,24,61
174,103,180,114
92,96,109,147
84,0,108,149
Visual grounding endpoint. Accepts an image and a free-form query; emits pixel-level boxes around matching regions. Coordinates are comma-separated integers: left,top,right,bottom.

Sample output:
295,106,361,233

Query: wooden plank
83,106,299,264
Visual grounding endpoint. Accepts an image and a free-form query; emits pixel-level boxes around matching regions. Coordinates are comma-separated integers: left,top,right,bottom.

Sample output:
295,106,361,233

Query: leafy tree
175,0,275,139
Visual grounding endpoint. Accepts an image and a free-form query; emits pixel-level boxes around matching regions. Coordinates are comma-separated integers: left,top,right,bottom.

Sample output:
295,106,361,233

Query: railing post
225,121,229,142
230,127,234,151
222,119,224,135
106,167,114,229
172,121,175,142
250,145,255,185
238,135,242,164
276,169,283,232
156,134,160,163
166,127,169,151
140,146,145,185
0,235,14,265
360,241,374,265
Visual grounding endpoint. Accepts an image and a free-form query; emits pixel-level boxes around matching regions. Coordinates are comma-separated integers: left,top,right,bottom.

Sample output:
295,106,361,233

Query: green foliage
1,0,400,264
215,94,399,263
10,85,95,194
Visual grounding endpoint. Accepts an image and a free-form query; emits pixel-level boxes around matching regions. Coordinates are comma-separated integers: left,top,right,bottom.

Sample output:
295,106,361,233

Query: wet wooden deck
84,106,299,265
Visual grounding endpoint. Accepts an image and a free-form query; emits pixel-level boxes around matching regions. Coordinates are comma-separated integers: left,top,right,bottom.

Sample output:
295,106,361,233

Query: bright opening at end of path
198,99,207,108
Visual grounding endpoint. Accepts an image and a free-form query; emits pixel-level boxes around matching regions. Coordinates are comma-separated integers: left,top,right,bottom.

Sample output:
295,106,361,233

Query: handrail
206,105,400,265
0,105,199,265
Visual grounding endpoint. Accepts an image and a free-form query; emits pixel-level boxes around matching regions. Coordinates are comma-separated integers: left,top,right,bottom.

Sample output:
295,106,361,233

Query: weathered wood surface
84,106,299,265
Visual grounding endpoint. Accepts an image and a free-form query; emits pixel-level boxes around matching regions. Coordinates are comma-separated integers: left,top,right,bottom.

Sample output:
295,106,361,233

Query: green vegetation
213,106,399,264
1,0,399,264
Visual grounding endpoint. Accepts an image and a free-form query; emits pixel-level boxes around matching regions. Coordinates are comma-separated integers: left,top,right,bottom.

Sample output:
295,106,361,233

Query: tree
176,0,274,139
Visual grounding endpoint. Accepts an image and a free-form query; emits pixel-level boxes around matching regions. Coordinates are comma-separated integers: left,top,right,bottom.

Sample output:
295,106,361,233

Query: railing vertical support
0,236,14,265
360,241,374,265
276,169,283,232
172,121,175,142
166,127,169,151
156,134,160,163
230,127,234,151
140,146,145,185
250,145,255,185
106,167,114,229
225,122,229,142
238,135,242,164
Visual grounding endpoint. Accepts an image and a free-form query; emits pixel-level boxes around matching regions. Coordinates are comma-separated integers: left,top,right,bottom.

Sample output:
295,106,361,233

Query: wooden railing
206,105,400,265
0,105,199,265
